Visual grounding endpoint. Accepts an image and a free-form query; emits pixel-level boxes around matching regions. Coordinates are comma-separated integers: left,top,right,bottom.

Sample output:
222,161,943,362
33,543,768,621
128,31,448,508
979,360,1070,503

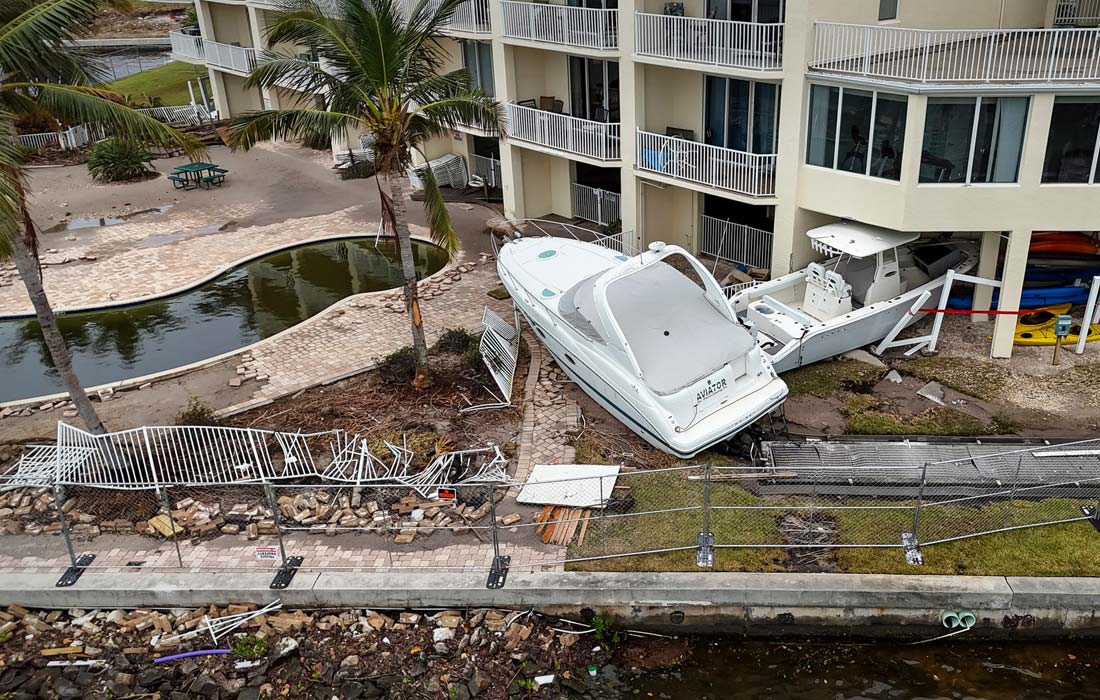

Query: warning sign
436,487,457,502
254,546,279,561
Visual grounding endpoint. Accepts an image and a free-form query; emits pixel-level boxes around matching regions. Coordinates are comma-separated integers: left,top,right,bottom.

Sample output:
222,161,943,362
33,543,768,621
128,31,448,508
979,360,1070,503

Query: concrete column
247,6,273,109
971,231,1002,322
990,229,1032,358
492,38,522,219
616,13,640,245
899,94,927,187
193,1,230,118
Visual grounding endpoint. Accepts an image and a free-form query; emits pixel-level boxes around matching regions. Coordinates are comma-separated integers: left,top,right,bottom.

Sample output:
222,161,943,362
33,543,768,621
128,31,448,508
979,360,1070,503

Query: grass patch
784,359,883,398
839,394,996,436
106,61,208,106
898,356,1010,402
175,397,224,427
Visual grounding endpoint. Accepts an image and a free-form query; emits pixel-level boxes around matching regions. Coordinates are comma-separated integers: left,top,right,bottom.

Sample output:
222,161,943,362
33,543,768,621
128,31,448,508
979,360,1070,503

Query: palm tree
227,0,503,388
1,0,203,433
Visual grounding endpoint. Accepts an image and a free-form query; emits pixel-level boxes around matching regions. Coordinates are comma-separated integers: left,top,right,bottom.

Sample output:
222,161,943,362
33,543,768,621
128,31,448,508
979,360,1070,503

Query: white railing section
506,103,621,160
592,230,636,256
15,107,206,152
636,130,776,197
448,0,492,33
572,182,621,226
634,13,782,70
137,104,210,127
471,153,502,187
811,22,1100,83
501,1,618,50
1056,0,1100,26
203,38,259,74
168,30,205,62
700,215,772,270
15,132,61,150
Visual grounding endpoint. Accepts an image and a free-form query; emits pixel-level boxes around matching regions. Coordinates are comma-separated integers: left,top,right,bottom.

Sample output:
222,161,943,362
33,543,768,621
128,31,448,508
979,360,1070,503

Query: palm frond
226,108,363,149
0,0,104,84
245,53,337,94
0,114,27,257
417,161,457,257
6,83,206,156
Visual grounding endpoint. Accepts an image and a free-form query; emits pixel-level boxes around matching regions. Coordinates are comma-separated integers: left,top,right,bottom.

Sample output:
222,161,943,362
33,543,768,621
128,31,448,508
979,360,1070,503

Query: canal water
621,639,1096,699
0,238,447,402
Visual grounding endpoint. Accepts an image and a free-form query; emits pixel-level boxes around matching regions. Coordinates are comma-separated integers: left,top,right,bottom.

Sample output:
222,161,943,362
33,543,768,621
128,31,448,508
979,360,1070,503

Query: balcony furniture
518,99,537,108
665,127,695,140
550,99,565,114
539,95,556,110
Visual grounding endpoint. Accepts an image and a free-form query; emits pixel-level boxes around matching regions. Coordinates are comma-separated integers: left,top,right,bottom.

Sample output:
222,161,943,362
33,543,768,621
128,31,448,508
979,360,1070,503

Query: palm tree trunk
10,205,107,434
384,171,431,388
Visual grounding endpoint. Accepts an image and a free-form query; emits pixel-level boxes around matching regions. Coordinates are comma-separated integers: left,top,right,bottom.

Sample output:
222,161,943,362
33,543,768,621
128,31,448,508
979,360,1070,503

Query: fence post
158,486,184,568
265,484,303,590
53,485,93,587
486,483,510,589
696,465,715,568
902,463,928,566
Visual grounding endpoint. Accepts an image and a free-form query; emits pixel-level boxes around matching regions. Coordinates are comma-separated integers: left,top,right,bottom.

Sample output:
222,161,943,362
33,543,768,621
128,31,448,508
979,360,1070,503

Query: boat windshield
559,272,609,343
604,253,754,395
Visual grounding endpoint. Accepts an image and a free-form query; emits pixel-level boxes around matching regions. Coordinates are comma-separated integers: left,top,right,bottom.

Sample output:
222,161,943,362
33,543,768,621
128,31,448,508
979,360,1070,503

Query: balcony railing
506,103,621,160
203,39,259,74
634,13,782,70
501,1,618,50
1056,0,1100,27
636,130,776,197
572,183,621,226
811,22,1100,83
448,0,492,33
471,154,502,187
699,215,772,270
169,30,205,63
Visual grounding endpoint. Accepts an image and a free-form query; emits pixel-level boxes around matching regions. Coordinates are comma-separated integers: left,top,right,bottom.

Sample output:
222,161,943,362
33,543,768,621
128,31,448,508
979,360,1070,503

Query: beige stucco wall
509,47,569,109
640,64,704,137
207,2,253,46
514,149,572,218
639,182,697,251
221,72,264,114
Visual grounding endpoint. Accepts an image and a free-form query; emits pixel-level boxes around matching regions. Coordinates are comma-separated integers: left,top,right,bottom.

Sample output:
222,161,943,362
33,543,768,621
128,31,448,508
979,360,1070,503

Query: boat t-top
497,233,788,458
729,221,977,372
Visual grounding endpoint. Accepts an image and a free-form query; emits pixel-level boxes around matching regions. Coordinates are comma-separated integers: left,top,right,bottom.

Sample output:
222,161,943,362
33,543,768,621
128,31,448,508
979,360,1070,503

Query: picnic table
168,161,228,190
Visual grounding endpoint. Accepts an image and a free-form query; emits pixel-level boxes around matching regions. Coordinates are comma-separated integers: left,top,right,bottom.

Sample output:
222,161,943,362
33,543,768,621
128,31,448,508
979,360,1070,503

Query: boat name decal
696,378,727,404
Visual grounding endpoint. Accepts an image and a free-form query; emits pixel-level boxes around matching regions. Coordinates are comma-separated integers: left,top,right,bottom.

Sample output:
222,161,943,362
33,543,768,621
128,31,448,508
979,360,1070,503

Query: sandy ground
2,142,501,446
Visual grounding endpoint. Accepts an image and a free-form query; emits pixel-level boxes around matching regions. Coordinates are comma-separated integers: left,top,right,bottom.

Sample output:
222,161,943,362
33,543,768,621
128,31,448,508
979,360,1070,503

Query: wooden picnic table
169,162,228,190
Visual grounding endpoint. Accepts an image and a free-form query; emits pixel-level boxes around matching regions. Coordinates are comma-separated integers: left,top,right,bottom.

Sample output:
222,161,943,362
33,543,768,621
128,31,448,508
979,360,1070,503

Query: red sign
436,488,457,502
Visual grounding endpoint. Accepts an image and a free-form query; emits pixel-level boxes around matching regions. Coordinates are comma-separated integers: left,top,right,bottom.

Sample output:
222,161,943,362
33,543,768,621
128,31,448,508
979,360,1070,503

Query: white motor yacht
497,235,788,458
729,222,978,372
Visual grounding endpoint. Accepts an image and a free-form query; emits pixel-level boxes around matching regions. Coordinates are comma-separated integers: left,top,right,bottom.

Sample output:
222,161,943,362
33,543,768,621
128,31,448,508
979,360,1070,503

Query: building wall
207,2,253,46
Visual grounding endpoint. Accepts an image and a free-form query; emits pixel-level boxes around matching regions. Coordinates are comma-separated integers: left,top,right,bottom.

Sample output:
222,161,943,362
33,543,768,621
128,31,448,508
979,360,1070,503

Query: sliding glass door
704,76,779,154
707,0,784,22
569,56,619,122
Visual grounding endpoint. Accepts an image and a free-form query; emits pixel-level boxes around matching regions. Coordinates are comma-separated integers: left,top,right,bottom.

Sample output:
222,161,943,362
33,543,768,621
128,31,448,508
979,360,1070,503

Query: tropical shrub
87,138,155,182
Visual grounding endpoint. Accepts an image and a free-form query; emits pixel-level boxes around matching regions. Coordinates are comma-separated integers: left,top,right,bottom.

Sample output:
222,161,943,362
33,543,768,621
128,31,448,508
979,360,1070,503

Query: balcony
169,30,205,64
636,130,775,197
634,13,782,71
501,1,618,51
1055,0,1100,26
447,0,492,34
506,103,620,161
470,153,502,187
572,182,621,226
203,39,259,75
699,215,772,270
811,22,1100,84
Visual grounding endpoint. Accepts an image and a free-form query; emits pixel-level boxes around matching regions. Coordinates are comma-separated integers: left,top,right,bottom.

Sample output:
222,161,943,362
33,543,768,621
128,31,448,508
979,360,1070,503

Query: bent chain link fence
2,436,1100,582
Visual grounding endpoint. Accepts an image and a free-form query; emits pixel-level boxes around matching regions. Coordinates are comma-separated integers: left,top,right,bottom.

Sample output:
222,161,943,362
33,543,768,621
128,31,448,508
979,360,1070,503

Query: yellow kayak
1015,322,1100,346
1015,304,1072,334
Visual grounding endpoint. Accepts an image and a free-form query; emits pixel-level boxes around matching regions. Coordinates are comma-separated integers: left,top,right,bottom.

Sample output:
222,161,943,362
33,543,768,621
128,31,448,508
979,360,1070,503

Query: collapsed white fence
14,105,209,151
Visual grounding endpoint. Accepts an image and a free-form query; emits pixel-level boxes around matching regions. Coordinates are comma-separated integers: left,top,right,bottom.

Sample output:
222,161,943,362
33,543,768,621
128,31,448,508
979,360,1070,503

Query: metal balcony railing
203,38,259,75
501,1,618,50
811,22,1100,83
699,215,772,270
168,30,205,63
637,130,776,197
507,103,621,161
634,13,782,70
471,154,502,187
1056,0,1100,27
572,183,621,226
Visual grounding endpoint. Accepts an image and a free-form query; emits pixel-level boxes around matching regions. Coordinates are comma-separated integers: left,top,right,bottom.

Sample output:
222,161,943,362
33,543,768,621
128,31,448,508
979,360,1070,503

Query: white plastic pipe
1075,275,1100,355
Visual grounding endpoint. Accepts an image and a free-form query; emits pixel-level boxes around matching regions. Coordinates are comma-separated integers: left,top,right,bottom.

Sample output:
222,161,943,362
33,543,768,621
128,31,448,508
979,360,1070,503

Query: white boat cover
808,222,920,258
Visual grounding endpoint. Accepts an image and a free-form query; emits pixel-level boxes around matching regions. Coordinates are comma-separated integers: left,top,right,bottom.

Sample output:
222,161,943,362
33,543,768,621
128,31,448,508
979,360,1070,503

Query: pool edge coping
0,232,471,411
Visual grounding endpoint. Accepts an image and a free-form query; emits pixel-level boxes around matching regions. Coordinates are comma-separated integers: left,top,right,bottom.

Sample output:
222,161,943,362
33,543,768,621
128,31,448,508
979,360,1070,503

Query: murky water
624,640,1097,700
0,238,447,402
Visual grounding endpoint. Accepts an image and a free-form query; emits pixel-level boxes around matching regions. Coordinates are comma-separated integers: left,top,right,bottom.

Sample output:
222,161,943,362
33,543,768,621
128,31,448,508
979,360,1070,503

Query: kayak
949,286,1091,309
1016,323,1100,346
1015,304,1072,333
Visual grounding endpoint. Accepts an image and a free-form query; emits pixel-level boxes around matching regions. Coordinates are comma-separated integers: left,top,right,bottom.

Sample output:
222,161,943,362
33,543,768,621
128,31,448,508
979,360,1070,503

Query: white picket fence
572,182,621,226
699,215,772,270
14,105,208,152
501,0,618,50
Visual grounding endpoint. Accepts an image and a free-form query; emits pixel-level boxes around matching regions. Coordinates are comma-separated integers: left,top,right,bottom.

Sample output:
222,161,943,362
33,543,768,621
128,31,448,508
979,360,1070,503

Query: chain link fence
2,437,1099,584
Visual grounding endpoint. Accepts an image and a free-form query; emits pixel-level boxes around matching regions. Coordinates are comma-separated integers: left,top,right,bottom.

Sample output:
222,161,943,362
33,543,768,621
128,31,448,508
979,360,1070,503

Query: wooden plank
563,509,581,546
534,505,554,536
576,511,590,547
41,646,83,657
540,507,561,545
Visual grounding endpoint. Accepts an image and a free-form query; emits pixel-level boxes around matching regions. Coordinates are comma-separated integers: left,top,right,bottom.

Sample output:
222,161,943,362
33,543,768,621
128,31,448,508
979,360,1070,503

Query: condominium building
171,0,1100,358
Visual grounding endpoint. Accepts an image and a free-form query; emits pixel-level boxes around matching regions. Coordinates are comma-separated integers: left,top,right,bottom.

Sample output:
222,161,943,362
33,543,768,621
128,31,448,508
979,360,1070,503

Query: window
920,96,1028,184
569,57,619,122
806,84,907,180
462,41,494,97
1042,97,1100,184
705,77,779,154
878,0,898,21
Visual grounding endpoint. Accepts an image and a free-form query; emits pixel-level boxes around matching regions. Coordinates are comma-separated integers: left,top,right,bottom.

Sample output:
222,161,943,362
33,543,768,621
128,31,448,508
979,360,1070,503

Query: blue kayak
948,286,1090,309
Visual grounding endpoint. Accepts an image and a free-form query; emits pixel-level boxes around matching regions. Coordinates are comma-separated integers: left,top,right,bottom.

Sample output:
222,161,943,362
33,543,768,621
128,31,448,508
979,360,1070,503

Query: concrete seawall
0,571,1096,639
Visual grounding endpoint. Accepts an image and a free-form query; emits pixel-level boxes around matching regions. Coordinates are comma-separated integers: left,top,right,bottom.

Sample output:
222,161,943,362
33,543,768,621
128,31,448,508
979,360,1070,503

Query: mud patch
776,512,840,573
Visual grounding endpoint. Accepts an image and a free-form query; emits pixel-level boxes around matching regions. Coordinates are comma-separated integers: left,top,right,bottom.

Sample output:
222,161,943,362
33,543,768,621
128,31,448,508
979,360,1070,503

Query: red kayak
1031,232,1100,255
